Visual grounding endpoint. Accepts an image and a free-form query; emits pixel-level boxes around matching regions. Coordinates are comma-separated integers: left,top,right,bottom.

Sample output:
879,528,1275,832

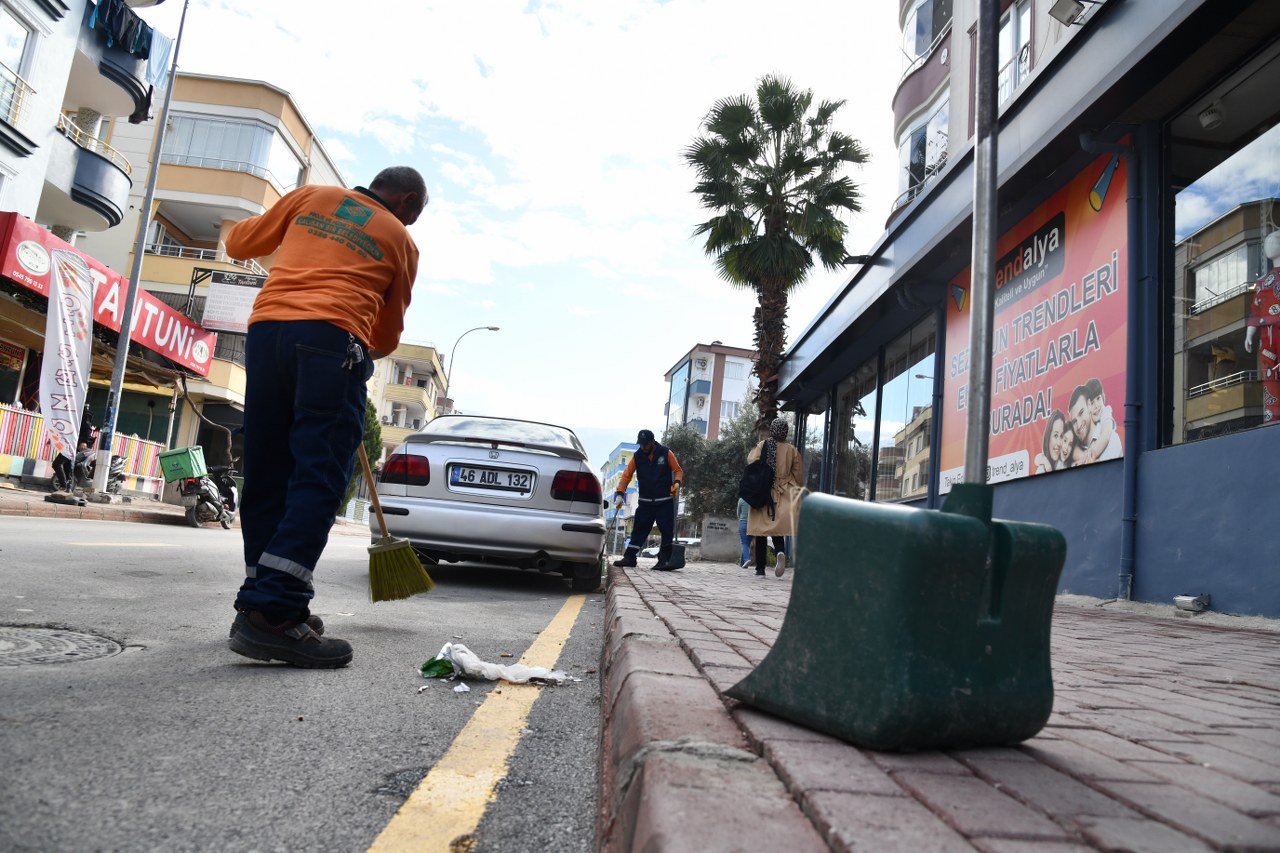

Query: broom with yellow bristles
358,444,435,601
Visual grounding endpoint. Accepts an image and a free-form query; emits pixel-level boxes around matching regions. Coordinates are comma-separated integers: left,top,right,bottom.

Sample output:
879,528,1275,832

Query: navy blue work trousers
628,498,675,552
234,320,372,622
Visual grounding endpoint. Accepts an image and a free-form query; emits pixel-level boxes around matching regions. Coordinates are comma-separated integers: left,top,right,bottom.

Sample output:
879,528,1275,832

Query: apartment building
663,341,755,439
76,72,345,471
777,0,1280,617
0,0,184,489
367,341,445,462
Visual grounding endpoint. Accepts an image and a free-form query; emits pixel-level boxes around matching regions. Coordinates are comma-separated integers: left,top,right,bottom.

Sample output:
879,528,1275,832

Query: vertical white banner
39,249,94,460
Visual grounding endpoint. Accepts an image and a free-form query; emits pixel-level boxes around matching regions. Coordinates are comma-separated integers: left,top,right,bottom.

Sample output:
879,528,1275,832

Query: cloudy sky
138,0,905,469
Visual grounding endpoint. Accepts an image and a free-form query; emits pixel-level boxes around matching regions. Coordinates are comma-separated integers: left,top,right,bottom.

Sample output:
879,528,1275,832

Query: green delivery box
158,446,207,483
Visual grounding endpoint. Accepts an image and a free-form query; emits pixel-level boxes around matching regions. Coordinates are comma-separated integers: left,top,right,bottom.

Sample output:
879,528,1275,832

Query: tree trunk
753,280,789,431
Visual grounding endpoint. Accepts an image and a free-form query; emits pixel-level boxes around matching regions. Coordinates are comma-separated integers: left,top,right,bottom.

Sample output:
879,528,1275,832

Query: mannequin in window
1244,230,1280,425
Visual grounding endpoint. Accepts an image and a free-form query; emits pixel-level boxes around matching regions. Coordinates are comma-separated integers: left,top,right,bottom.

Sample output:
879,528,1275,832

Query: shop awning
0,212,216,377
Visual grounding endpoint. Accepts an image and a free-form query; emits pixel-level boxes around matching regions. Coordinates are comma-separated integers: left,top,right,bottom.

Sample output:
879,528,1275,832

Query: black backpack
738,458,776,518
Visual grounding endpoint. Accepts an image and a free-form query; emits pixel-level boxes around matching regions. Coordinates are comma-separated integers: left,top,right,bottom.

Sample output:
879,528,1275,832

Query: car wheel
569,561,603,593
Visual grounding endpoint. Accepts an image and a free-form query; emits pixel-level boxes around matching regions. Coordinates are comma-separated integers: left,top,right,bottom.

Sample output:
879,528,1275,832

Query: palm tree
685,75,867,428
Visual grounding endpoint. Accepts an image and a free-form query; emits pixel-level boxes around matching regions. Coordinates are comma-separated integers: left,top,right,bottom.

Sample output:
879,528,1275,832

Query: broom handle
357,444,391,539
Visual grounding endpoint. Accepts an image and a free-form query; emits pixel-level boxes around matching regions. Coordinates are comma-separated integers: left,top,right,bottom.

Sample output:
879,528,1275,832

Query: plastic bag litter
420,642,571,685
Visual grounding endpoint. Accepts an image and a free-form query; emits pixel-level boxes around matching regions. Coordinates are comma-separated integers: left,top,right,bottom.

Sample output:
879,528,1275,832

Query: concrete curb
598,566,828,852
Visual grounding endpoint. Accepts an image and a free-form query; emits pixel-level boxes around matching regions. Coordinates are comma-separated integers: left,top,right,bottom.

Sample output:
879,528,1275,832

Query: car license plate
449,465,533,494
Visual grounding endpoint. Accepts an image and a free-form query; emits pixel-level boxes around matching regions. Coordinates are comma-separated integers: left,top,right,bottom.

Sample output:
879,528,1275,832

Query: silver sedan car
373,415,606,591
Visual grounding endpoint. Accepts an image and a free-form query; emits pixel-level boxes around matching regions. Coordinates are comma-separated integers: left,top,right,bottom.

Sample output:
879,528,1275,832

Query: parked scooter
60,446,126,493
180,464,238,529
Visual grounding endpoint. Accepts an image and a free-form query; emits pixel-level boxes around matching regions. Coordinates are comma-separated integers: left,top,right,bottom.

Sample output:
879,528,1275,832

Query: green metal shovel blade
726,484,1066,751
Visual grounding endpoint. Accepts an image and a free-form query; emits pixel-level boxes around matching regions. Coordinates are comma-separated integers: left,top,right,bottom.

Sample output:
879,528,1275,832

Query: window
162,114,304,193
0,5,32,127
902,0,953,70
998,0,1032,105
826,315,937,502
719,400,739,422
723,360,745,380
1167,49,1280,445
666,361,690,430
876,316,936,502
897,91,949,205
799,400,828,492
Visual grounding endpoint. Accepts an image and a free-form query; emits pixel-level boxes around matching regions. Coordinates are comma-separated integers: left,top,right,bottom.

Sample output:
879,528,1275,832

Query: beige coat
745,440,804,537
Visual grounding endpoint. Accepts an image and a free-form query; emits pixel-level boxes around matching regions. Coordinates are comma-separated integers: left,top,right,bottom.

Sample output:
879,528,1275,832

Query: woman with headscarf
745,417,805,577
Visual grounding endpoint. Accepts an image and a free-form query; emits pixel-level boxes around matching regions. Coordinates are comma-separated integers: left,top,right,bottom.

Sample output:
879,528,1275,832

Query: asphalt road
0,516,603,853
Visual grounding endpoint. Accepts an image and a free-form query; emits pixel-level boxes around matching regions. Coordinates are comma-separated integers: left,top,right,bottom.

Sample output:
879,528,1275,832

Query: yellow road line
368,593,588,852
68,542,177,547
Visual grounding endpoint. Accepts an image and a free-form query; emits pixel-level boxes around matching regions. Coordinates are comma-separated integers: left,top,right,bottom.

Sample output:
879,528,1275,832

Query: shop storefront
0,213,217,493
781,0,1280,617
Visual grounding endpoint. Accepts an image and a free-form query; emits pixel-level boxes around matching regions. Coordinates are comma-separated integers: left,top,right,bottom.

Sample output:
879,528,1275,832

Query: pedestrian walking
611,429,683,571
746,417,803,577
737,496,752,568
225,166,427,669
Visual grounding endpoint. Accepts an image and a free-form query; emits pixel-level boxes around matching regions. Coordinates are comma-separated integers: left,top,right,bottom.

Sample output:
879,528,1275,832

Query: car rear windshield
417,416,587,458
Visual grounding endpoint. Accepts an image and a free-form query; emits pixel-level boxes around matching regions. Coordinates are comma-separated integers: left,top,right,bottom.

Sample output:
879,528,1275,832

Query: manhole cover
0,626,122,666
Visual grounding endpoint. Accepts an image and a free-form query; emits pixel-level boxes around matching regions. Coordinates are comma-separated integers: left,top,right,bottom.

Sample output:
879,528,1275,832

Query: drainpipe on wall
1080,128,1140,601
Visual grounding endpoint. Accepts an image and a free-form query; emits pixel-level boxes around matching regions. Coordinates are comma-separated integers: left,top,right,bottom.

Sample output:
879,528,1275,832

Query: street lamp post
442,325,499,411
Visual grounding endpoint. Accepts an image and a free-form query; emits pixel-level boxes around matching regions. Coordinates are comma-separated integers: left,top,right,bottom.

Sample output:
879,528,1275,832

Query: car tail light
382,452,429,486
551,470,601,504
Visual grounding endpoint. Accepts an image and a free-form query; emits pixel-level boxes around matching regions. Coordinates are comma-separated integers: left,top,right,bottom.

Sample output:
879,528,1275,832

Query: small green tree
342,401,382,513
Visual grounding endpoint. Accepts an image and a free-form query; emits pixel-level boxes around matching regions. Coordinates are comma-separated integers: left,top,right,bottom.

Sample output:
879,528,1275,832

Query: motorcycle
58,448,126,493
180,464,238,529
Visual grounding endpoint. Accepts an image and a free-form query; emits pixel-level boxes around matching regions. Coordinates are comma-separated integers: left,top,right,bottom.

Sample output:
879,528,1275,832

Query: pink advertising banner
938,148,1129,491
0,212,215,376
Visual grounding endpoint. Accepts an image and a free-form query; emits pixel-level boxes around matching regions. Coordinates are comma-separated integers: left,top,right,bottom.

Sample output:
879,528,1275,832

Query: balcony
1185,286,1250,343
143,243,267,279
384,382,432,411
1185,370,1262,423
0,62,37,156
67,21,152,120
36,115,133,230
381,424,415,451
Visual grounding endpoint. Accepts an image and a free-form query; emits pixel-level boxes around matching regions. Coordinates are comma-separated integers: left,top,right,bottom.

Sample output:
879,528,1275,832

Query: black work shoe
228,611,352,669
612,553,637,568
229,612,324,638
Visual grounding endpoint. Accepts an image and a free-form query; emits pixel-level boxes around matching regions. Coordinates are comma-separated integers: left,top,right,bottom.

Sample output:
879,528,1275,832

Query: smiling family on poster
1033,376,1122,474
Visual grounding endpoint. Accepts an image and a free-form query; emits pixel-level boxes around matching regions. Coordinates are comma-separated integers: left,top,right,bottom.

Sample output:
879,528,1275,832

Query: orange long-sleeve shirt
226,184,419,355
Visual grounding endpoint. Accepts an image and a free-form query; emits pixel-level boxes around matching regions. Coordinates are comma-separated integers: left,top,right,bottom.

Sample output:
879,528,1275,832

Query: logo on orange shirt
335,198,374,227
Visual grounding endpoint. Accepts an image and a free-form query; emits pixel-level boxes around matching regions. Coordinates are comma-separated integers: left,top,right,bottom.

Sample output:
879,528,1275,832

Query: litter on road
420,642,573,685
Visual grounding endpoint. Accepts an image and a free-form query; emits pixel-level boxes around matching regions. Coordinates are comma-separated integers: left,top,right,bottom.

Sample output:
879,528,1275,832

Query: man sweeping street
225,167,427,669
612,429,683,571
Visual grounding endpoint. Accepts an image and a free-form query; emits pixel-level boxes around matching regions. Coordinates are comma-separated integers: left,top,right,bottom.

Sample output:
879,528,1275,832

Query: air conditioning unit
696,396,706,408
695,358,707,369
380,416,390,424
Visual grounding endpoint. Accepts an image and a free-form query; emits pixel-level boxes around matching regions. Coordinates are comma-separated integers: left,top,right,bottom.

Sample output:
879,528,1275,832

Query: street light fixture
442,325,499,411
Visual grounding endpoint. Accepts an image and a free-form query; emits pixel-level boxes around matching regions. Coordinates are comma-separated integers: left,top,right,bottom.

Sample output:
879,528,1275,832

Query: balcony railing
56,113,131,175
1190,281,1251,315
1188,370,1258,399
0,61,35,129
159,152,299,195
144,242,267,276
891,150,950,213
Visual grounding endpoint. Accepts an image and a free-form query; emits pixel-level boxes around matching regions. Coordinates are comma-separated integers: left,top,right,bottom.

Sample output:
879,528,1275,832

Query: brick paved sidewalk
599,559,1280,852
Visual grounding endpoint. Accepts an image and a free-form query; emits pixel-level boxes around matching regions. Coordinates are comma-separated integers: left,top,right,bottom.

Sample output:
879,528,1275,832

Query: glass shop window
1168,48,1280,444
798,399,828,493
831,359,877,500
876,315,936,502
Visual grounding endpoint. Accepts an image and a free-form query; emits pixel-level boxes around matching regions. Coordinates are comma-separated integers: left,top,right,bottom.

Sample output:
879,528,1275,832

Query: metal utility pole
964,0,999,484
94,0,190,492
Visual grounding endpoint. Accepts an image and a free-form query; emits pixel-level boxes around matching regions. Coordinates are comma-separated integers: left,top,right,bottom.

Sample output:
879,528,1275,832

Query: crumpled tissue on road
420,642,572,685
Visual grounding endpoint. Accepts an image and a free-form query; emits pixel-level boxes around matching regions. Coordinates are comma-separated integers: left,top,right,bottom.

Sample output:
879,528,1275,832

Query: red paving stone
601,559,1280,851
